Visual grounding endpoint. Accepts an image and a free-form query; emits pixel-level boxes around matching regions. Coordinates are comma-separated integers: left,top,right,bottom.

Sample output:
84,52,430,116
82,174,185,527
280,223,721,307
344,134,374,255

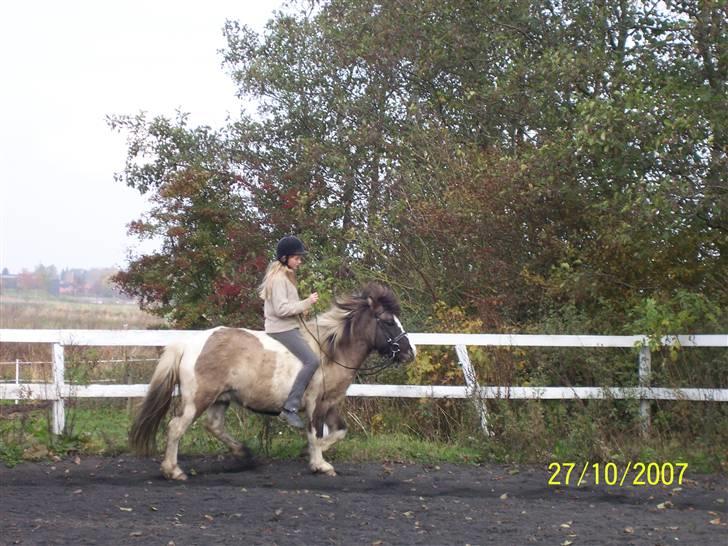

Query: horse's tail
129,342,184,456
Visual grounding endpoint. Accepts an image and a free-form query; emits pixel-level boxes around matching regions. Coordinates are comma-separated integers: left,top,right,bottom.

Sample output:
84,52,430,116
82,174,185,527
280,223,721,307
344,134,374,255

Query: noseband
376,314,408,360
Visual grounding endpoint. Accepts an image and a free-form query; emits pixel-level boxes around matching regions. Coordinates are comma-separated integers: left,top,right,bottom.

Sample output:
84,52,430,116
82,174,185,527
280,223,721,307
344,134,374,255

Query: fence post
639,345,651,436
52,343,65,436
455,345,492,436
15,359,20,404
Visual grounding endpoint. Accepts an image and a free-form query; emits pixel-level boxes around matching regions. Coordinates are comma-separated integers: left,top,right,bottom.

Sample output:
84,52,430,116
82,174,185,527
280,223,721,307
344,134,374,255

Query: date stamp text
548,462,688,487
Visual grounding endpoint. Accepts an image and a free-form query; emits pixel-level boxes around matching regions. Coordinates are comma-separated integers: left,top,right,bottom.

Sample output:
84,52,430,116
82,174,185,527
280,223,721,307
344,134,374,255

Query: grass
0,291,164,330
0,402,484,469
2,398,724,474
0,293,164,382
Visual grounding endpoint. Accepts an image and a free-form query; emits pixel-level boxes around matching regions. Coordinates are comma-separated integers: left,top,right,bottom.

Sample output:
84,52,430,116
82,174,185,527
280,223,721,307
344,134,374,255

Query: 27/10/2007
547,461,688,487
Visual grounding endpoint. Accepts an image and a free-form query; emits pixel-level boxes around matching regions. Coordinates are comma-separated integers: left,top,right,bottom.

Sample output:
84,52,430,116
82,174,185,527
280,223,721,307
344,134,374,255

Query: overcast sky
0,0,283,273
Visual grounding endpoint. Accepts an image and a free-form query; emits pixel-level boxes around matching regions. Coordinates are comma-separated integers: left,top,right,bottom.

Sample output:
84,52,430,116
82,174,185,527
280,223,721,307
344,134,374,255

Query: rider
258,235,320,428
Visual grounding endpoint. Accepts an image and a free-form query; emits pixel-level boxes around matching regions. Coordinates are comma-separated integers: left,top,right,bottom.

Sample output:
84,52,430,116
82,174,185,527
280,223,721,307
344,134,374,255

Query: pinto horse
129,283,415,479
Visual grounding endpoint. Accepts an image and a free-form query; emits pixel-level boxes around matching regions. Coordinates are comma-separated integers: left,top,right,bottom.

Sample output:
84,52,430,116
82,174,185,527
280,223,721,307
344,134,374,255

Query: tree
109,113,269,327
111,0,726,336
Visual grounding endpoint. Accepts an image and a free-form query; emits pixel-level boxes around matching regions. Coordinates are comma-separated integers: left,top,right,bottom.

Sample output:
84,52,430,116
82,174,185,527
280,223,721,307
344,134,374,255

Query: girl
258,236,320,428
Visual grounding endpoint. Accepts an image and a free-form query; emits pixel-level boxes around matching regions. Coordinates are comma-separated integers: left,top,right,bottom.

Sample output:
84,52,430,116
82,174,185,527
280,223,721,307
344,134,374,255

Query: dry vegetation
0,294,165,383
0,294,163,330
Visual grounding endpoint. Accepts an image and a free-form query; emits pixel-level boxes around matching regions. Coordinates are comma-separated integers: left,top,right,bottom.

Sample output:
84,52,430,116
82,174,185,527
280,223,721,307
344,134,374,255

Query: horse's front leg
306,427,335,475
306,406,347,476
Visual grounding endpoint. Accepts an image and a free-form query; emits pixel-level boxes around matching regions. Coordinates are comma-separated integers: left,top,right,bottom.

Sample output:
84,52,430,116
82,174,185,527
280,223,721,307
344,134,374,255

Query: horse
129,282,416,480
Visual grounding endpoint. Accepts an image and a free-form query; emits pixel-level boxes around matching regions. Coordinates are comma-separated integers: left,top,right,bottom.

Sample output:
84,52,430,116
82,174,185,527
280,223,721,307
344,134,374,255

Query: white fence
1,329,726,436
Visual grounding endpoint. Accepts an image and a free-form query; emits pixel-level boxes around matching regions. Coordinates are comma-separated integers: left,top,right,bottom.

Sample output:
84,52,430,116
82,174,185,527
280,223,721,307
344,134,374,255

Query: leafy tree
111,0,726,338
109,113,268,328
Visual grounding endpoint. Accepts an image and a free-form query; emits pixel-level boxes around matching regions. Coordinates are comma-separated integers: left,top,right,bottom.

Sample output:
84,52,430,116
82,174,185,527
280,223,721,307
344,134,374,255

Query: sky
0,0,284,274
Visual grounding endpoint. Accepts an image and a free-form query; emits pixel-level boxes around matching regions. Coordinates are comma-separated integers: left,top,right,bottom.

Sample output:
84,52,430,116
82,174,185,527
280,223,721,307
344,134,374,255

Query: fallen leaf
500,493,508,500
624,527,634,534
561,541,573,546
73,456,81,465
657,501,674,510
709,518,721,525
129,531,142,537
204,514,214,522
716,498,725,504
560,523,571,529
150,506,158,512
72,489,82,495
119,507,133,512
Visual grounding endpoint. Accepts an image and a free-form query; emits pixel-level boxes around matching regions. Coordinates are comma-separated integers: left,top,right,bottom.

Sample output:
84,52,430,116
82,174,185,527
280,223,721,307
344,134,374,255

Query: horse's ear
367,296,374,309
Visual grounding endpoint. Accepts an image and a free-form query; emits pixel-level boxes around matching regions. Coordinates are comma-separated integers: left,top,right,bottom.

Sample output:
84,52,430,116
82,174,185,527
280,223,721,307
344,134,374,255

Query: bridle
375,313,408,360
301,310,410,375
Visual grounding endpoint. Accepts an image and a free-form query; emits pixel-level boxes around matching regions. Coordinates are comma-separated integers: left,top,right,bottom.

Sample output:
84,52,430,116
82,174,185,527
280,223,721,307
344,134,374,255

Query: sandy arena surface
1,455,726,545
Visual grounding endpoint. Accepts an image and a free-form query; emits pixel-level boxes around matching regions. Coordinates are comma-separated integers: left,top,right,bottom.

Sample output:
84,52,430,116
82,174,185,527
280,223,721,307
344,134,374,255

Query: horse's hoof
172,470,188,481
234,446,255,460
162,466,188,481
311,464,336,476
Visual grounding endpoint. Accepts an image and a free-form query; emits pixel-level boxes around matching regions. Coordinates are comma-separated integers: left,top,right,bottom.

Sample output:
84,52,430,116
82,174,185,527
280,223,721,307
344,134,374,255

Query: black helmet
276,236,308,262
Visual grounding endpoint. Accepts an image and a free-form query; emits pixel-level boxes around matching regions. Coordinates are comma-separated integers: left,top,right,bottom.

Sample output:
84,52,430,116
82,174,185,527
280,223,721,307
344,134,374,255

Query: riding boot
280,363,319,428
280,408,304,428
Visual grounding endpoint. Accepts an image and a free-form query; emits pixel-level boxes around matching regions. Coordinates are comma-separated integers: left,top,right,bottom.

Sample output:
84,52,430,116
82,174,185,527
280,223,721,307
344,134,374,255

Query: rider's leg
268,328,320,427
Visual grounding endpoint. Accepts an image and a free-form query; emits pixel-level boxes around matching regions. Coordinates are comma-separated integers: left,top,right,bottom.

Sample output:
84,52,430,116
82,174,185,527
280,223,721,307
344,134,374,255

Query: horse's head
361,283,416,363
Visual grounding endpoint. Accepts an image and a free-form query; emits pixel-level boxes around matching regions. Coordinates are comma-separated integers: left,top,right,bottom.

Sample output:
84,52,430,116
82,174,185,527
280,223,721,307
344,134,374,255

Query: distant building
0,274,19,292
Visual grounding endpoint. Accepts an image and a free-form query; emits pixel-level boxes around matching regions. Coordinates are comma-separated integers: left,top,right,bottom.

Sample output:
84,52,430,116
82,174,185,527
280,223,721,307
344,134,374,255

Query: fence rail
1,329,726,436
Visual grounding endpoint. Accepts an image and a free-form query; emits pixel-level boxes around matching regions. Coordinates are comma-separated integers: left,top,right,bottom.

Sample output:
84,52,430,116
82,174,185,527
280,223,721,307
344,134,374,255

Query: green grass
2,401,724,474
0,403,485,469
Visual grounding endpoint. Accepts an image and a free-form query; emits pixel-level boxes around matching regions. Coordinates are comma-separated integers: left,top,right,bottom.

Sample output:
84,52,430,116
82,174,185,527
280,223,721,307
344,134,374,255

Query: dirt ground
1,454,726,545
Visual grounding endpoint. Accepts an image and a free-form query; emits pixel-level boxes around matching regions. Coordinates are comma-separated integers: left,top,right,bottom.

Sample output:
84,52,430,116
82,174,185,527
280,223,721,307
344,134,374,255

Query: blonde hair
258,260,296,300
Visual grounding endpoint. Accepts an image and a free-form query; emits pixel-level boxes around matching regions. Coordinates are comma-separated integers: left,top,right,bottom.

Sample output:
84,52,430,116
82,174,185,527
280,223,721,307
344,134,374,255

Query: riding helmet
276,236,308,262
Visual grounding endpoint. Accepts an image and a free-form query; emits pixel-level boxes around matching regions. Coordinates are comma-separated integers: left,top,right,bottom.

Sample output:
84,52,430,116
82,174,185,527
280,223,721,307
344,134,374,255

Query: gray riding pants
267,328,321,412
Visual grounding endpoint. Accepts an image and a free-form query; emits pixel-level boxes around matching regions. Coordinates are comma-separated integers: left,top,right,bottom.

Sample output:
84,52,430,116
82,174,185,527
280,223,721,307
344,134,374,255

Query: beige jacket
264,272,312,333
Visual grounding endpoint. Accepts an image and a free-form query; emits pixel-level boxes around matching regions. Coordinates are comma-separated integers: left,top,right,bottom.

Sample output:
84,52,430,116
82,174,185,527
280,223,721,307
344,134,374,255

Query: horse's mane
305,283,400,357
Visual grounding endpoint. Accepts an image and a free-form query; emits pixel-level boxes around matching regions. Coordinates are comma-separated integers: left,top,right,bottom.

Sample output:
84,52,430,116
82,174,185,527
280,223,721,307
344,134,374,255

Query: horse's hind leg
160,401,198,481
203,401,251,459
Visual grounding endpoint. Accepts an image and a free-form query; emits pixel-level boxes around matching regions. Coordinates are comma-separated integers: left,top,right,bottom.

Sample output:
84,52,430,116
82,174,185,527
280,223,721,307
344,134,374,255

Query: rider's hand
309,292,319,305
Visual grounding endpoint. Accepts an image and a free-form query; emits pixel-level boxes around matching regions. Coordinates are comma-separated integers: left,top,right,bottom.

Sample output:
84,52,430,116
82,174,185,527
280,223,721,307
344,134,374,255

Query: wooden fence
1,329,726,436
